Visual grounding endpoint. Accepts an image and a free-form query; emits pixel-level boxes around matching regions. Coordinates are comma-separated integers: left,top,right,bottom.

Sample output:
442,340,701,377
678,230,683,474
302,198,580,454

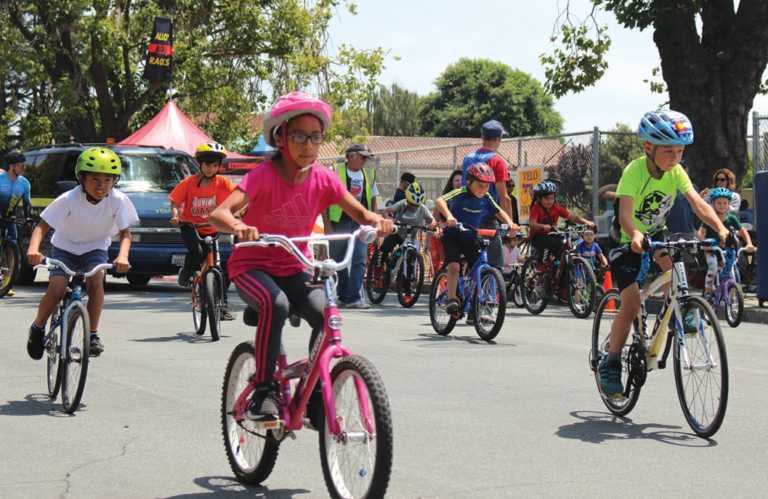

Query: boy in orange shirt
169,142,236,319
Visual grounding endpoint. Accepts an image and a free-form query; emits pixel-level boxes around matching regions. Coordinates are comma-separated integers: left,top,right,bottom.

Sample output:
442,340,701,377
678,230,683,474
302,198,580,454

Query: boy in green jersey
599,110,729,397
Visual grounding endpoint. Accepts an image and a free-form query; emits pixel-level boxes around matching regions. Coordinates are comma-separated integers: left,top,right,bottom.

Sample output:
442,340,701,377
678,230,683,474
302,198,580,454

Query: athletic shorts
49,247,108,278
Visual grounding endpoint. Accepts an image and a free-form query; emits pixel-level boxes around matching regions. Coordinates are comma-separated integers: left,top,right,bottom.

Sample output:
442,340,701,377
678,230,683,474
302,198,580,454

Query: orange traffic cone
603,270,617,311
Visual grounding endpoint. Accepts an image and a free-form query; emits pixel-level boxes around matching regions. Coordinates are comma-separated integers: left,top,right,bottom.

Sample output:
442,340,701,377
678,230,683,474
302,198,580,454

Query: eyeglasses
288,131,324,145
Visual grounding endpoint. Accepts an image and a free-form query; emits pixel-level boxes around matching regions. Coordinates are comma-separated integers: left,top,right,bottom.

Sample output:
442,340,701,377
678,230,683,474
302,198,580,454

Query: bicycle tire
724,281,744,328
319,355,393,499
568,256,597,319
429,268,457,336
46,314,63,399
473,266,507,342
0,240,20,297
396,250,424,308
205,270,222,341
221,342,280,484
521,259,549,315
590,290,641,416
365,248,389,305
192,277,207,336
61,302,90,414
673,295,729,438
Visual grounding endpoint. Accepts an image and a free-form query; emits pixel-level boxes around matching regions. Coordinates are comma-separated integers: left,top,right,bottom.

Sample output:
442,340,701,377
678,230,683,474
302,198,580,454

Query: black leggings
233,269,325,384
378,233,403,266
180,224,211,271
532,234,564,261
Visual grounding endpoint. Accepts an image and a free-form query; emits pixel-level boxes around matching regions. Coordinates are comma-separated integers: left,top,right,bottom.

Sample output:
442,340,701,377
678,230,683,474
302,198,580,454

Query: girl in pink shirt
209,92,391,422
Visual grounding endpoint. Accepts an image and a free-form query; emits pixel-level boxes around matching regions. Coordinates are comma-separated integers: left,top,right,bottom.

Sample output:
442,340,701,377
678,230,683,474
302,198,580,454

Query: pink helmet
466,162,496,183
263,91,332,146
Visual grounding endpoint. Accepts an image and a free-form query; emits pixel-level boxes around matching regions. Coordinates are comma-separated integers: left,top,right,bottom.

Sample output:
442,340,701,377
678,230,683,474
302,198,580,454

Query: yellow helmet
195,142,226,163
405,182,425,205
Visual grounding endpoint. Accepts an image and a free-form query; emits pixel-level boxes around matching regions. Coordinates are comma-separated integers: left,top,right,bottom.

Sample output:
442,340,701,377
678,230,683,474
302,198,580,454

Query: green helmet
75,147,122,177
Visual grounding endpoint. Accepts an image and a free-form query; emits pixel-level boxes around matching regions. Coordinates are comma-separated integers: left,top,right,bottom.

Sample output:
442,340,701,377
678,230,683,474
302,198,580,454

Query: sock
31,322,45,332
606,352,621,365
90,331,98,337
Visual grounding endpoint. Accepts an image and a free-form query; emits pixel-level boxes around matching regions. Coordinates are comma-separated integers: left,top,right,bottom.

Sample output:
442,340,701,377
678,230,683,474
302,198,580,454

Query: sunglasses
288,131,324,145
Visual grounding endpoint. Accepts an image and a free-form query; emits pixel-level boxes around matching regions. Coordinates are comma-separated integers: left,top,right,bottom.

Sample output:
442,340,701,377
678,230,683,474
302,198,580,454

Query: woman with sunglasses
701,168,741,213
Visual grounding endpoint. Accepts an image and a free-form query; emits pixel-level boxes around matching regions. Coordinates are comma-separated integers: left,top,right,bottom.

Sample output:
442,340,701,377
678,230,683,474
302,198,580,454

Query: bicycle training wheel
192,277,207,336
673,296,729,438
429,268,457,336
319,355,393,499
396,251,425,308
724,281,744,328
46,314,63,399
521,259,549,315
221,341,280,484
205,270,222,341
590,290,641,416
61,303,90,413
473,266,507,342
568,256,597,319
365,249,389,305
0,240,20,297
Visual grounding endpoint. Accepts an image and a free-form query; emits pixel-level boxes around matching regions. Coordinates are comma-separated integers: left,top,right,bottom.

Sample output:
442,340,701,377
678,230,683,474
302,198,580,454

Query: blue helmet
710,187,733,201
638,110,694,146
534,180,558,195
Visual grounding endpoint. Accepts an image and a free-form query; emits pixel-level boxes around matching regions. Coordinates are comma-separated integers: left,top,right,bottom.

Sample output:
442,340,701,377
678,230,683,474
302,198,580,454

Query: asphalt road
1,276,766,498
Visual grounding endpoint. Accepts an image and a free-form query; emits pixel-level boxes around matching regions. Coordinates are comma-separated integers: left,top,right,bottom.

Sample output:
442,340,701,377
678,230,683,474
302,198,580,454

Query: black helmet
4,149,25,165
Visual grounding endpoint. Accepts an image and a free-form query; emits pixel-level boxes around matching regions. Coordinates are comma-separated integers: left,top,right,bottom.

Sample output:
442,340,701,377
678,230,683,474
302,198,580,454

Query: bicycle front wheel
673,296,729,438
221,341,280,484
396,251,425,308
46,315,63,399
473,266,507,342
568,256,597,319
320,355,393,499
724,281,744,328
61,303,90,414
205,270,222,341
521,259,549,315
192,277,207,336
429,268,457,336
0,240,20,297
590,290,641,416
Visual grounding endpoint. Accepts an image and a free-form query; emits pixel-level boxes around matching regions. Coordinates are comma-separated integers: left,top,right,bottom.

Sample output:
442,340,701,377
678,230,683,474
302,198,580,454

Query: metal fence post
517,139,523,168
753,111,760,172
452,146,458,170
395,152,400,185
591,127,600,218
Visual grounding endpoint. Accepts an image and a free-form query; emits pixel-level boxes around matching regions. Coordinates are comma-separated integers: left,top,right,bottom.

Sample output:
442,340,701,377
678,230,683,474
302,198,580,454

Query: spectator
739,199,754,226
390,172,416,205
700,168,741,213
325,143,379,308
506,178,520,225
442,169,463,195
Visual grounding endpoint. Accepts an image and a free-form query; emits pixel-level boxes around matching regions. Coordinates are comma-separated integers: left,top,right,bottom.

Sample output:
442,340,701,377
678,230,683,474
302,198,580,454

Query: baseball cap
345,143,373,157
481,120,506,139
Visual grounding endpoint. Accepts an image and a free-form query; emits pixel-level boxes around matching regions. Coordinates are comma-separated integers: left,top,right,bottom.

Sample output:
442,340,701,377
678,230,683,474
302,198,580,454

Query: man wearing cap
0,150,32,298
460,120,513,269
325,144,380,308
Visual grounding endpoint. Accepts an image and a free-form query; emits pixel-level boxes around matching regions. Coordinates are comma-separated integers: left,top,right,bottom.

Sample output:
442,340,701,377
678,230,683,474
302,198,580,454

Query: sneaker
27,324,45,360
6,289,15,297
346,300,370,309
247,385,280,421
465,314,475,325
177,267,192,288
446,298,460,318
220,308,235,321
598,358,624,397
89,334,104,357
306,388,324,430
683,309,701,335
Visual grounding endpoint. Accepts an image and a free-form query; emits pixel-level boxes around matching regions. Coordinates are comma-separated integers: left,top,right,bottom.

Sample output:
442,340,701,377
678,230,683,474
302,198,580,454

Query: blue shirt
0,171,31,217
442,187,501,229
575,240,603,266
461,149,500,201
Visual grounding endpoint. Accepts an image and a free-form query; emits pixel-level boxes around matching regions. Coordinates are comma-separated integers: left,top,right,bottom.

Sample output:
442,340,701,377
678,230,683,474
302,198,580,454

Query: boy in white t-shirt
25,147,138,359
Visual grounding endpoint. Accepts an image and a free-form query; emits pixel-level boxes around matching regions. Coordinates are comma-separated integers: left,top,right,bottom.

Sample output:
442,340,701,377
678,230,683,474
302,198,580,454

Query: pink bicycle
221,226,393,498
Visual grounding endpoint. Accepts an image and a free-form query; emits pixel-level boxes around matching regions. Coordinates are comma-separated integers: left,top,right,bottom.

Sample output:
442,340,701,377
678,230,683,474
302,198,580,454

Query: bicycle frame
394,227,421,281
455,231,496,316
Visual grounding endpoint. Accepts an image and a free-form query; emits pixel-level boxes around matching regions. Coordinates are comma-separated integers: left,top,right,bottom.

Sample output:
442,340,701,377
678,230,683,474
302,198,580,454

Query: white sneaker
346,300,370,309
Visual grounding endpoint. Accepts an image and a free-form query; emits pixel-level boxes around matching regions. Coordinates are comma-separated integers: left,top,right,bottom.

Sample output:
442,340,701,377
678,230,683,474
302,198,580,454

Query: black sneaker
27,324,45,360
247,385,280,421
89,334,104,357
177,267,192,288
306,388,324,430
220,308,235,321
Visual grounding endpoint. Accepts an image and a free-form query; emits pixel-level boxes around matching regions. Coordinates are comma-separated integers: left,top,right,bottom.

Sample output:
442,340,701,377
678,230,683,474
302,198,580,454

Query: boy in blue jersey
435,163,519,316
0,150,32,298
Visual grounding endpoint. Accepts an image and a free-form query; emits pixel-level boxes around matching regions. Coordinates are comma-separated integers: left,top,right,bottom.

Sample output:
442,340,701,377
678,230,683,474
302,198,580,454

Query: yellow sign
515,166,543,224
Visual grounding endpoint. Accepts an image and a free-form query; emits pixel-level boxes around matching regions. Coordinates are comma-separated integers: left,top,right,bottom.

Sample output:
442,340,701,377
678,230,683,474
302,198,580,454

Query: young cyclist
0,150,32,298
26,147,138,358
528,180,595,266
208,91,392,422
599,110,729,397
575,228,608,270
434,162,519,317
377,181,436,268
697,187,755,297
169,142,236,320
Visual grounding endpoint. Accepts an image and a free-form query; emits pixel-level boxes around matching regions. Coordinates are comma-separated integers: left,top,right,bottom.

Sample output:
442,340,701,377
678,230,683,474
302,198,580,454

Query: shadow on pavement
556,410,717,447
0,393,79,417
131,332,226,344
403,332,516,347
161,476,311,498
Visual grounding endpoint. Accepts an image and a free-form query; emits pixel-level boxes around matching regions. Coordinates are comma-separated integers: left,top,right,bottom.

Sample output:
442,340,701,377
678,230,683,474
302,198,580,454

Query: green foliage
369,83,423,136
419,58,563,138
550,143,592,214
540,22,611,98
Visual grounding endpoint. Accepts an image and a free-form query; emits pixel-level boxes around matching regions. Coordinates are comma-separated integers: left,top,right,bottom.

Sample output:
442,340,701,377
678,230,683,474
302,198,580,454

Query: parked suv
19,143,230,286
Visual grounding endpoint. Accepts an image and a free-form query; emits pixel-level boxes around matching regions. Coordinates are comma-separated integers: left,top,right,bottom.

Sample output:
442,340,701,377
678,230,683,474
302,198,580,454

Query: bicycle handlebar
234,226,378,275
393,223,437,233
35,258,113,278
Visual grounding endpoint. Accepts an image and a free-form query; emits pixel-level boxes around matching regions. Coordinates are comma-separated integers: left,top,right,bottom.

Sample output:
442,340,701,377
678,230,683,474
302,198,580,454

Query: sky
328,0,767,134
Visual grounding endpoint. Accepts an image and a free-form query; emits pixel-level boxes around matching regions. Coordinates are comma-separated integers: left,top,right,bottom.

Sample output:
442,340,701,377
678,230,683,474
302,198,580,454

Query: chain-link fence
752,111,768,173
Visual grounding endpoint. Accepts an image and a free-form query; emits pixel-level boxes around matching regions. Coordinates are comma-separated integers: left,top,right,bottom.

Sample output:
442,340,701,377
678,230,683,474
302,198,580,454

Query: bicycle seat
243,306,302,327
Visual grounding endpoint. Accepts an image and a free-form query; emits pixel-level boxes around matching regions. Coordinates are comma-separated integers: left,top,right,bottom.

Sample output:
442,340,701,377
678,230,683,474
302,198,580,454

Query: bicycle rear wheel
429,268,457,336
205,270,222,341
320,355,393,499
568,256,597,319
590,290,641,416
46,315,63,399
473,266,507,342
396,251,424,308
0,240,20,297
521,259,549,315
61,303,90,414
365,248,389,305
192,277,207,335
724,281,744,328
673,296,729,438
508,272,525,308
221,342,280,484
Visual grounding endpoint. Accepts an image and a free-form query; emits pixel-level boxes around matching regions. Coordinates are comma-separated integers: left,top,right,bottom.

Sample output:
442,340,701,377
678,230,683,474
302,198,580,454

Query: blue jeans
49,247,108,278
330,218,367,303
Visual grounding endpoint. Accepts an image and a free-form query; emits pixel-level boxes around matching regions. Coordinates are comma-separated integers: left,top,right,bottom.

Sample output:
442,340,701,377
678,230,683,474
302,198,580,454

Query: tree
541,1,768,187
0,0,386,150
419,58,563,138
599,123,644,186
368,83,422,136
549,144,592,214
